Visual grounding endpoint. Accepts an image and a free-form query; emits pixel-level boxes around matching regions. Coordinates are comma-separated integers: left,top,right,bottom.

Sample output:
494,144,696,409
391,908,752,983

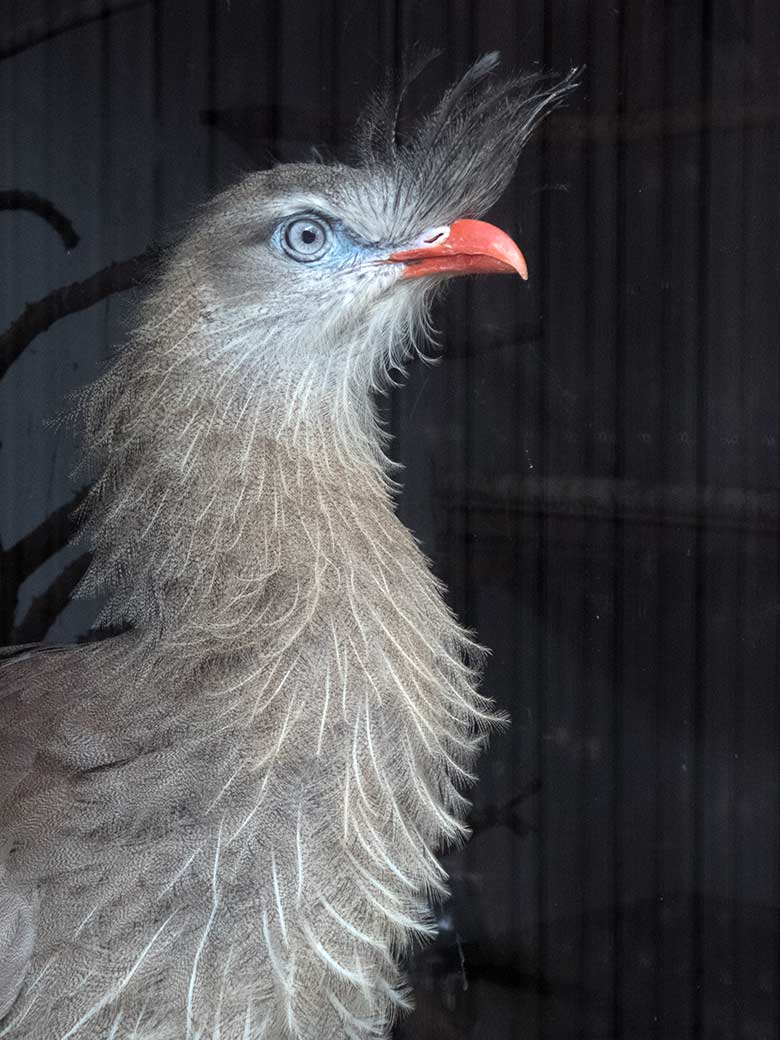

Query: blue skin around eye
273,217,384,270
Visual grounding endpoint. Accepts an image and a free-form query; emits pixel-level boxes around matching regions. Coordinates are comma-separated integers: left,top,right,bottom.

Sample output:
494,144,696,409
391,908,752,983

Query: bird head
76,56,576,627
139,56,577,445
193,161,528,349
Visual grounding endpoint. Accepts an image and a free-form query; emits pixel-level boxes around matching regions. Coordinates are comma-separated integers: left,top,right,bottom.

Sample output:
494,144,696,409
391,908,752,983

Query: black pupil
301,227,317,245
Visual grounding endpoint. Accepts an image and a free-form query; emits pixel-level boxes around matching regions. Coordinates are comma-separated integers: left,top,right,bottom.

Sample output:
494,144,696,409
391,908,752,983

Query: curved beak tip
387,218,529,283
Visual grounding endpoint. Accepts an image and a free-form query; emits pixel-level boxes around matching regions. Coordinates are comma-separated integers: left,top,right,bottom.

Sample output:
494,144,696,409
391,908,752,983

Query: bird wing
0,646,66,1019
0,641,99,1022
0,861,36,1019
0,643,78,802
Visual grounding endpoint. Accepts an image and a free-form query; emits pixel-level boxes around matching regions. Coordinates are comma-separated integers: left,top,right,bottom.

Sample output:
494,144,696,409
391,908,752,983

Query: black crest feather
355,53,579,237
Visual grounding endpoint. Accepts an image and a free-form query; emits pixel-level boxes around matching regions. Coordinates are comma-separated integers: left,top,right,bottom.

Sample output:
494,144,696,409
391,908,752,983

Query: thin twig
0,247,156,383
0,190,79,249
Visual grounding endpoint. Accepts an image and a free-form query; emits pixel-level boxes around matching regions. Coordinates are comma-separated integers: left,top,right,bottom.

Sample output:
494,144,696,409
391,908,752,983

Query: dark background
2,1,779,1037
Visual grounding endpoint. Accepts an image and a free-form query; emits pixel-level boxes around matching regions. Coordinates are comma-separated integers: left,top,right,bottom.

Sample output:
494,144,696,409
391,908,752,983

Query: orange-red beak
385,218,528,281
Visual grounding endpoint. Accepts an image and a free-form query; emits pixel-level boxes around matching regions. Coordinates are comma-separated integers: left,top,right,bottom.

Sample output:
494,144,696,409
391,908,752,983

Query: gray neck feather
62,279,499,1037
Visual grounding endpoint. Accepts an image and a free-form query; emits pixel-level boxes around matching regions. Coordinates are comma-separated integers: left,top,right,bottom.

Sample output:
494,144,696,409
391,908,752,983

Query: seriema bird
0,56,574,1039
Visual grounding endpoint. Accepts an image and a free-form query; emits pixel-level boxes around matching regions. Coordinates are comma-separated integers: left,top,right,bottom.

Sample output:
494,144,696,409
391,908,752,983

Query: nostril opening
423,231,444,244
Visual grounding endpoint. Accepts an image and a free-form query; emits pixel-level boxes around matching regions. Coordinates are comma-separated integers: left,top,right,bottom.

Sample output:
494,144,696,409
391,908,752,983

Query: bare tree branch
0,0,150,64
0,190,79,249
0,488,88,586
0,247,156,383
12,552,91,643
0,489,89,644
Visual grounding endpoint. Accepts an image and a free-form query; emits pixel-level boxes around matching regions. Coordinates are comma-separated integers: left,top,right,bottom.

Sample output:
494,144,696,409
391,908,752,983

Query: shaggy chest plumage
3,442,487,1039
0,55,575,1039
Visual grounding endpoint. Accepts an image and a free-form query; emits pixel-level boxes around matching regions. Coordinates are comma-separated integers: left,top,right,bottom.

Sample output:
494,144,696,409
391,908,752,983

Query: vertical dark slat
43,0,53,331
391,0,449,519
616,3,665,1036
507,5,546,1032
152,0,163,233
653,7,672,1034
737,1,780,1033
328,8,394,177
777,294,780,1040
513,5,550,1033
327,0,340,153
206,0,217,189
692,0,712,1036
470,10,581,1034
436,4,472,634
699,1,746,1036
99,2,111,317
275,1,332,159
656,2,704,1037
531,2,591,1036
370,0,397,535
501,9,551,1030
156,0,210,226
268,0,281,156
41,0,55,581
385,0,405,474
0,8,15,632
211,0,280,176
317,0,333,148
450,14,507,1019
611,1,628,1033
440,0,481,963
536,3,553,1035
732,3,750,1035
578,6,596,1034
581,5,620,1038
463,0,477,639
4,7,21,637
463,0,519,978
655,10,673,1040
103,4,155,257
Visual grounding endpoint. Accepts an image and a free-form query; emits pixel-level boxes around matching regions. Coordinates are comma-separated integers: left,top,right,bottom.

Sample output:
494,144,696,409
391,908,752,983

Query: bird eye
281,216,331,262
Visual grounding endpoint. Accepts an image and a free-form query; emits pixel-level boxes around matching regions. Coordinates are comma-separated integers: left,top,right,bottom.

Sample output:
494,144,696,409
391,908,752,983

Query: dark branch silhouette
0,0,150,64
0,247,156,383
0,488,88,587
0,489,89,644
0,190,79,250
12,552,92,644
